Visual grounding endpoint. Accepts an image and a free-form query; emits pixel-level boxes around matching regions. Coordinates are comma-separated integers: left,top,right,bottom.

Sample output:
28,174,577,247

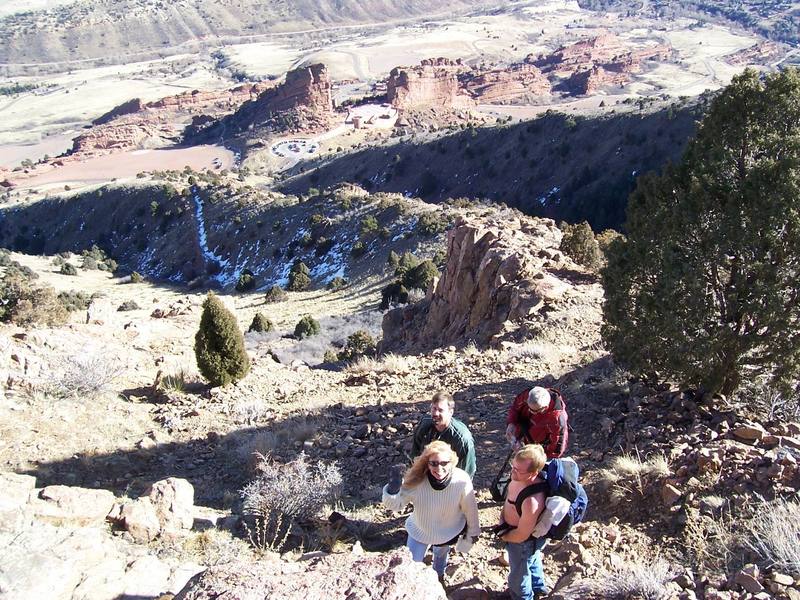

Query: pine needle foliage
603,68,800,396
195,292,250,387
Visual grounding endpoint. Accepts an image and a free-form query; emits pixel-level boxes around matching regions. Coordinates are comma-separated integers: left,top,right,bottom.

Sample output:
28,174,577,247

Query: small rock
735,565,763,594
767,572,793,586
661,483,683,506
732,423,767,442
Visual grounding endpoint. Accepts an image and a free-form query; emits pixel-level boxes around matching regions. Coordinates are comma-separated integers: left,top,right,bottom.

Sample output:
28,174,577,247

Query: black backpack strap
549,388,564,411
514,481,549,516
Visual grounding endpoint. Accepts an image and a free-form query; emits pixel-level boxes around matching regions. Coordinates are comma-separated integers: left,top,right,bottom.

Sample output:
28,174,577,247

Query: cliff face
188,64,334,139
386,60,475,109
463,63,551,103
382,213,590,352
68,83,271,159
530,33,672,95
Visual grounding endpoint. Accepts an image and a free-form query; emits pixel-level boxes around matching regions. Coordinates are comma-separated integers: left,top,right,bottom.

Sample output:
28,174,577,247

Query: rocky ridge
381,213,578,352
188,64,335,141
462,63,552,104
72,84,272,160
385,33,671,111
531,32,672,95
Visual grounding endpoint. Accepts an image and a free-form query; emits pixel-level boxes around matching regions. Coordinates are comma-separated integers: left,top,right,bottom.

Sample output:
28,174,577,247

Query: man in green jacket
411,391,476,479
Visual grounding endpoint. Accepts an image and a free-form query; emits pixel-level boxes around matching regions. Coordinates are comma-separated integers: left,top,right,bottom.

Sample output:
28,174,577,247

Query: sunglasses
428,461,451,468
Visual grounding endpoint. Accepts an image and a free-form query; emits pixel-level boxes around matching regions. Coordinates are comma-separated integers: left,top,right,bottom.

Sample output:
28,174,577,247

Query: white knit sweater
382,467,480,545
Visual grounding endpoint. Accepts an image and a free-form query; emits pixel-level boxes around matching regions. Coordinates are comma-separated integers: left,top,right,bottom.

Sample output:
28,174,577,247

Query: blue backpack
492,457,588,540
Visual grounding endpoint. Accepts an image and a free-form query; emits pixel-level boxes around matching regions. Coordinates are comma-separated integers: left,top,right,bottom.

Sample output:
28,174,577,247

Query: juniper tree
603,68,800,397
286,261,311,291
195,293,250,387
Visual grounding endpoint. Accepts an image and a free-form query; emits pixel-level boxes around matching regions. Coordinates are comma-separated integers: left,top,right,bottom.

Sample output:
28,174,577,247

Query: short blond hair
513,444,547,474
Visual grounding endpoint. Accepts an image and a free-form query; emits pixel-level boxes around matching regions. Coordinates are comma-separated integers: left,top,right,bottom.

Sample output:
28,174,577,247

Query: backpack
490,456,588,540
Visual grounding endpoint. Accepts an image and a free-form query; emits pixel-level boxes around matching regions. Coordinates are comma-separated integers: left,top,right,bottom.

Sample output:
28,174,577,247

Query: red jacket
507,388,569,458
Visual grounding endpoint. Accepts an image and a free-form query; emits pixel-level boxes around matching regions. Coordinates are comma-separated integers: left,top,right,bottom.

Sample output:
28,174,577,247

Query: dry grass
160,368,189,393
565,556,677,599
462,341,480,356
744,498,800,577
345,352,415,375
180,528,254,566
682,506,741,572
598,451,670,506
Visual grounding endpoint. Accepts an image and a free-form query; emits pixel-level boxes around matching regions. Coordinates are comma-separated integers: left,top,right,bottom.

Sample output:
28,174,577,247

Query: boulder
120,498,161,543
28,485,115,527
148,477,195,534
174,548,446,600
0,472,36,531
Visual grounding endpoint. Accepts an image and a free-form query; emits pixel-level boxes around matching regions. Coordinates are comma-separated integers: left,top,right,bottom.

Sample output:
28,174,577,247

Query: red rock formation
527,32,672,95
463,63,551,103
567,65,620,95
70,121,177,155
387,60,474,109
65,82,275,160
249,64,332,116
194,64,335,137
92,98,146,126
726,41,783,66
534,32,623,75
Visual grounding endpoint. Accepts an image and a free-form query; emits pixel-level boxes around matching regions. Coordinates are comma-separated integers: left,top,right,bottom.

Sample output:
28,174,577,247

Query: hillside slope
281,101,703,231
0,180,455,289
0,0,501,70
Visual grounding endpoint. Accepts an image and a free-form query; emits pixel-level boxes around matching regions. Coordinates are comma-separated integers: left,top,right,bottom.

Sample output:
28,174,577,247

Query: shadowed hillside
0,180,453,289
281,101,704,231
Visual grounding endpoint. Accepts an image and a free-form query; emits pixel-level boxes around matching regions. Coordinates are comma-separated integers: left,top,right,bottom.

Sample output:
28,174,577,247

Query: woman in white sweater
382,440,481,581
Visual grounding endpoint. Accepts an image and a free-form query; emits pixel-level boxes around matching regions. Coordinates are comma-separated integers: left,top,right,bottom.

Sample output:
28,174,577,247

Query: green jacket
411,416,476,479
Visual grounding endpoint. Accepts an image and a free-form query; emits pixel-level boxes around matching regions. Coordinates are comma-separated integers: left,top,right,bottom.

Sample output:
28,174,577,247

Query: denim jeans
406,534,450,576
506,538,548,600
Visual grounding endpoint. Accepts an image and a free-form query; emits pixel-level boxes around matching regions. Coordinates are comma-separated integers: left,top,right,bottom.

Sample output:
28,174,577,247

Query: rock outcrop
530,32,671,94
67,83,271,160
189,64,334,139
381,213,574,351
462,63,551,103
175,548,446,600
725,41,783,66
247,63,333,116
0,473,204,600
387,59,475,109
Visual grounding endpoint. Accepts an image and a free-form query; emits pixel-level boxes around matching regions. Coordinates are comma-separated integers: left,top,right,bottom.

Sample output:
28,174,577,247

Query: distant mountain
0,0,502,71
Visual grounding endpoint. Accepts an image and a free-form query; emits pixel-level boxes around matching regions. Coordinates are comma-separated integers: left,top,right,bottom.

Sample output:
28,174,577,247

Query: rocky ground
2,214,800,599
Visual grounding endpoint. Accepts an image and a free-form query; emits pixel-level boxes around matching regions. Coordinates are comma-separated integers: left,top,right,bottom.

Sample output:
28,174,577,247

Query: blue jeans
406,534,450,576
507,538,548,600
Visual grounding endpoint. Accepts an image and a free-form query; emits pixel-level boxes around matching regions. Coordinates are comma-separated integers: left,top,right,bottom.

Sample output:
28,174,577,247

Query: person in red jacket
505,386,568,458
